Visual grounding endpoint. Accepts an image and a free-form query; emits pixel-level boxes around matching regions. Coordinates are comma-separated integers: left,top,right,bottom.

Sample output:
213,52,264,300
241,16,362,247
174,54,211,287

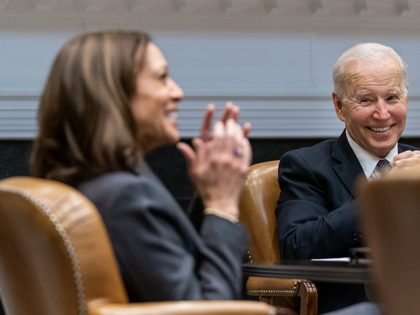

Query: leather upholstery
358,165,420,315
239,161,281,265
239,161,318,315
0,177,277,315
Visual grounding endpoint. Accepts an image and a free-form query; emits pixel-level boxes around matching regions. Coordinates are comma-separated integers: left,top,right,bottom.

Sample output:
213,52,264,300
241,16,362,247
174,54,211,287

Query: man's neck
345,130,398,179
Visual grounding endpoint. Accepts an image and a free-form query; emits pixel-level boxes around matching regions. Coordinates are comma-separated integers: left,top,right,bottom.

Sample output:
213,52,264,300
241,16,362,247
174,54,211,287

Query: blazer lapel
331,130,366,198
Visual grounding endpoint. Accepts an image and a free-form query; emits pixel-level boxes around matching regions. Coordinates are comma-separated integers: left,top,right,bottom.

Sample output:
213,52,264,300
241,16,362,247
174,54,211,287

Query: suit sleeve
103,178,247,302
275,151,361,260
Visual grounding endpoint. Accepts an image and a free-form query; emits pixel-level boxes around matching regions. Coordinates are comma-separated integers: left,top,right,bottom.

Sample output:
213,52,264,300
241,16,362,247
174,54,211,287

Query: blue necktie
376,159,391,177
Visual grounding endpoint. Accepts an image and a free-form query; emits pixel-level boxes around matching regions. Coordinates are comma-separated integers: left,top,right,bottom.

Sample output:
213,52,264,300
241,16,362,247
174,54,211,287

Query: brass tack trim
246,248,253,262
248,289,297,296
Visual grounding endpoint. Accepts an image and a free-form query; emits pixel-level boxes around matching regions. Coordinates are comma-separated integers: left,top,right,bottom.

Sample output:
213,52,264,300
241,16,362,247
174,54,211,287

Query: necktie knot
376,159,391,176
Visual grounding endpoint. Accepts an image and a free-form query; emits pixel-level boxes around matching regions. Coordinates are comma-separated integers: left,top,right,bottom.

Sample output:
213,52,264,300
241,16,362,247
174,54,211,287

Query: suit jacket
78,163,248,302
275,130,417,313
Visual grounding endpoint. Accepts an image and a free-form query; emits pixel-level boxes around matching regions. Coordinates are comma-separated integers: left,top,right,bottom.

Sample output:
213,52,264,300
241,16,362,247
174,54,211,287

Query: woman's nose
169,78,184,102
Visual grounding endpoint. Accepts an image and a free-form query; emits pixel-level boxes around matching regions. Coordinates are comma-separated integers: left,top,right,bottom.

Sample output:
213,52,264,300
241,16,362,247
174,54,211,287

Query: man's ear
332,91,346,122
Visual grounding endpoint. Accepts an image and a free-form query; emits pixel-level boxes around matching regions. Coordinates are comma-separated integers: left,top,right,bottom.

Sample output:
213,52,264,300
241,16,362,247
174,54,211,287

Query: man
275,43,420,313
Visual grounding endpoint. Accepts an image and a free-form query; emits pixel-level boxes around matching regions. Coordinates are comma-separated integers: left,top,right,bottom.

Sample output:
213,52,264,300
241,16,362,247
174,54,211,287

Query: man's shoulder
282,138,337,160
399,142,419,152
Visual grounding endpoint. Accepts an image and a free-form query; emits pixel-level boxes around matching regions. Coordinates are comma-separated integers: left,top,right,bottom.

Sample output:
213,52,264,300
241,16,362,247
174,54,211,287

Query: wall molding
2,2,420,139
1,0,420,34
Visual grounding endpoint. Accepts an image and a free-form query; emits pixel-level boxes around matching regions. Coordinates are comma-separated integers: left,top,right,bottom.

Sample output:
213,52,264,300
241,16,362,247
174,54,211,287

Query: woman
30,31,252,302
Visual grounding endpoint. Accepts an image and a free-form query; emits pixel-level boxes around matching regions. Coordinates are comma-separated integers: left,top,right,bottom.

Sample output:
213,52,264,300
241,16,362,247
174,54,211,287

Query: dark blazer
275,130,417,313
78,163,248,302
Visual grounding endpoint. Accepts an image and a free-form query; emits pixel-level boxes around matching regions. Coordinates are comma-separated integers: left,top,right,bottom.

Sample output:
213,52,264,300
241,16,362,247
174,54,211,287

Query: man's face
333,56,408,158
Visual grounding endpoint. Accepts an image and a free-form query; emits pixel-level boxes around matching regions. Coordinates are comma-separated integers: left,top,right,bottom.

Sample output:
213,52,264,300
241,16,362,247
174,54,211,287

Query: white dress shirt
346,130,398,180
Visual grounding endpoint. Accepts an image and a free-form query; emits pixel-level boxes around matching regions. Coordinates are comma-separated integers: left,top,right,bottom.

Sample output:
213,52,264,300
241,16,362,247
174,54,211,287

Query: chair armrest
88,300,277,315
247,277,299,297
246,277,318,315
297,280,317,315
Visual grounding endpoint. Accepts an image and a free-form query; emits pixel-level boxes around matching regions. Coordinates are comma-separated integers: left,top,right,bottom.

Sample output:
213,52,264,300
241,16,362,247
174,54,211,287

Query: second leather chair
239,160,318,315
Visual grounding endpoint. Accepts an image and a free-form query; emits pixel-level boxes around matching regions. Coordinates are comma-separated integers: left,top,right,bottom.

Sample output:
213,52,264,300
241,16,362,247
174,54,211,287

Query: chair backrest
239,160,280,264
357,166,420,315
0,177,128,315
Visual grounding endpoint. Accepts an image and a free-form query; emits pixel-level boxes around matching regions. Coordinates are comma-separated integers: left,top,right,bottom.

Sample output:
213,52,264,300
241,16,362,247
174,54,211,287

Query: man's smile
368,125,392,133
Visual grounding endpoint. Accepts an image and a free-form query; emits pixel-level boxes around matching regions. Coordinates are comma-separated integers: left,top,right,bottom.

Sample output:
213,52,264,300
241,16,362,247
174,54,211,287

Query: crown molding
0,0,419,34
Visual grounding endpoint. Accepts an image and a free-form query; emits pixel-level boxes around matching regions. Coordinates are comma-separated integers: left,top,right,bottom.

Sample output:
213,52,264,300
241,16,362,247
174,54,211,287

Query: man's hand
200,102,251,142
391,150,420,167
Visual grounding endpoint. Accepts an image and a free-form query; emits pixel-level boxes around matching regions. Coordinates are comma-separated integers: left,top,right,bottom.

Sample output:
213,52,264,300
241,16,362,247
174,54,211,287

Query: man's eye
159,73,168,80
360,99,370,103
386,96,397,101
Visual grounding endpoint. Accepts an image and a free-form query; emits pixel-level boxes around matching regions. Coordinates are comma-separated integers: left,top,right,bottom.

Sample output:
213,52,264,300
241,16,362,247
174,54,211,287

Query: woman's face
131,43,184,153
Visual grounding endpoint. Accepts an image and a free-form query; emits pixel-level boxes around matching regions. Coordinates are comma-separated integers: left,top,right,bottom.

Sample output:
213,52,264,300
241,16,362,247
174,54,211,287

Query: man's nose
373,100,391,120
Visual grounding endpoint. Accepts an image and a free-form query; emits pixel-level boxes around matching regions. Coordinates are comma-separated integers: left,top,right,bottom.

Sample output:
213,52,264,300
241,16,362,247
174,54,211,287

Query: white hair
333,43,408,102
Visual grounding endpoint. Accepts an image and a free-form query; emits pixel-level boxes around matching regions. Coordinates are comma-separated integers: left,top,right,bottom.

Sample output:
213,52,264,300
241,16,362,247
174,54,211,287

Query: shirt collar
346,130,398,179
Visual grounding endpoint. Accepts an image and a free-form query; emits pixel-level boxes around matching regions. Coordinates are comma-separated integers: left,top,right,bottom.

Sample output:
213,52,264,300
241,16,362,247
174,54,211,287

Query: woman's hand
200,103,251,142
177,119,252,217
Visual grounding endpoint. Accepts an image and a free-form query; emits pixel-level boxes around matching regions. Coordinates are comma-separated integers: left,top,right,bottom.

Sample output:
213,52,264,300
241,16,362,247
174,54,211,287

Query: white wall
1,0,420,139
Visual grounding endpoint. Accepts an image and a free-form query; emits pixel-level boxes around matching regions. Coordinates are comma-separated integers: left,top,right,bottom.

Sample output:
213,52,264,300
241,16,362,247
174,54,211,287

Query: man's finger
395,156,420,167
393,150,417,162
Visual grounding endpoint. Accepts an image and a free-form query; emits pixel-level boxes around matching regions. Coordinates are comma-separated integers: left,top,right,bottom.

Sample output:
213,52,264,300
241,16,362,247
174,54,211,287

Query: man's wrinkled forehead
344,58,404,96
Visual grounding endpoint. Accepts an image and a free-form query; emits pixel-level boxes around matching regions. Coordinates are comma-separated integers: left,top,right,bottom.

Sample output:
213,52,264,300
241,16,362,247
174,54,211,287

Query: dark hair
31,31,150,184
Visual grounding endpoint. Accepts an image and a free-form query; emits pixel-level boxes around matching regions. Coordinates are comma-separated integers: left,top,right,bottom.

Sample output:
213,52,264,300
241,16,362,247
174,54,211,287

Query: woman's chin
169,133,181,145
139,126,180,153
156,133,180,148
166,127,180,144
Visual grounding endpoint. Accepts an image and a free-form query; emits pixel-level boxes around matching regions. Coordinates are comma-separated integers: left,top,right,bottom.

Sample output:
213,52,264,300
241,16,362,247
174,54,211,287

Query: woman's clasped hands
177,109,252,219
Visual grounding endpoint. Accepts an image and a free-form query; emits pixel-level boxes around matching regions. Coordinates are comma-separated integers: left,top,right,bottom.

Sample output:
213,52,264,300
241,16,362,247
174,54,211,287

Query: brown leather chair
239,161,318,315
357,165,420,315
0,177,278,315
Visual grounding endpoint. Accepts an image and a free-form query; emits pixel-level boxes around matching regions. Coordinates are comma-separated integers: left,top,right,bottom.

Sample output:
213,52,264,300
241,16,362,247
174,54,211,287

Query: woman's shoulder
80,168,159,196
77,167,180,216
79,162,153,189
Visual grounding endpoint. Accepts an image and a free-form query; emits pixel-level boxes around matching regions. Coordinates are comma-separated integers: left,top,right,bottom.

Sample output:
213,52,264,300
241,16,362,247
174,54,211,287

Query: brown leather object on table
0,177,277,315
239,161,318,315
357,165,420,315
